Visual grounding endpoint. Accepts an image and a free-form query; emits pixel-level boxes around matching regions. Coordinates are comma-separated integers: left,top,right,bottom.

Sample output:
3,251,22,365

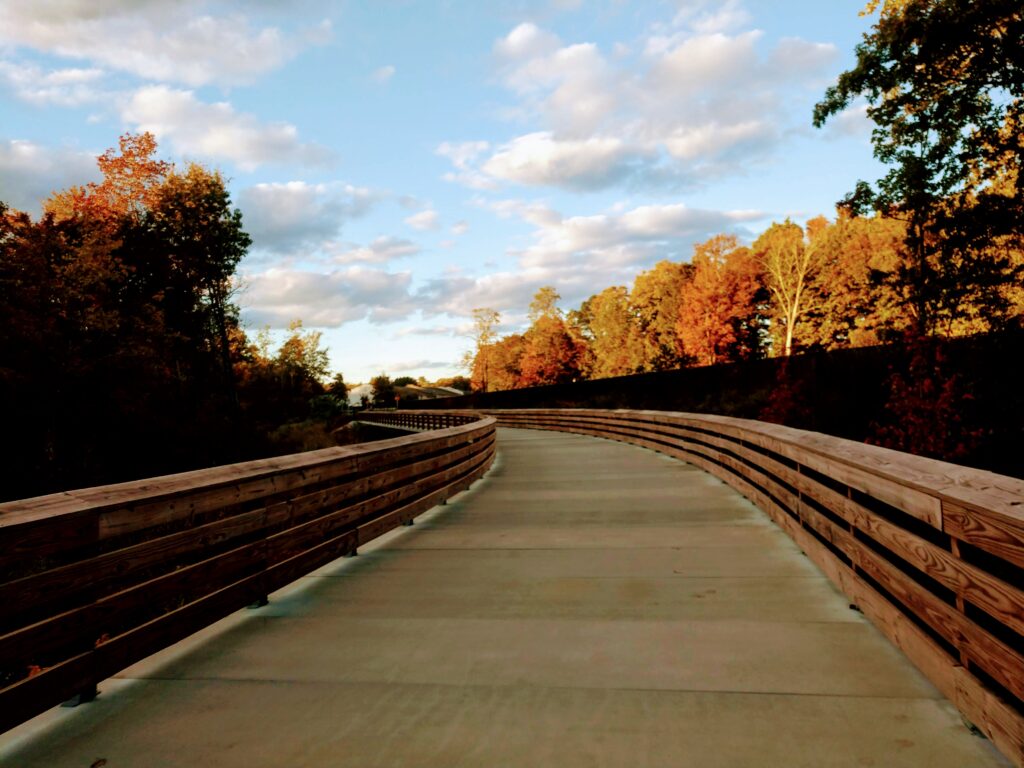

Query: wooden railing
0,414,495,733
357,410,483,432
487,408,1024,767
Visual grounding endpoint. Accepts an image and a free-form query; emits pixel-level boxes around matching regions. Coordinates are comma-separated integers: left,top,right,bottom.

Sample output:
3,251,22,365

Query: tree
575,286,644,379
755,220,825,357
46,132,171,224
528,286,561,321
277,320,330,386
518,287,586,386
801,213,912,348
813,0,1024,335
518,315,586,386
148,163,251,395
370,374,396,407
465,307,501,391
436,375,472,392
631,260,693,370
473,334,526,392
328,372,349,401
677,235,764,366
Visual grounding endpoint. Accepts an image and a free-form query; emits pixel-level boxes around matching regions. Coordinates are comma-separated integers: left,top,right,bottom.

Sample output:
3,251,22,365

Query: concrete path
1,428,1008,767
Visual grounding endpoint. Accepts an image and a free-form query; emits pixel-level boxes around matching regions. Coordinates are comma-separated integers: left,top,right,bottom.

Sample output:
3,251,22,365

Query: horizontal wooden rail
485,408,1024,767
0,413,495,733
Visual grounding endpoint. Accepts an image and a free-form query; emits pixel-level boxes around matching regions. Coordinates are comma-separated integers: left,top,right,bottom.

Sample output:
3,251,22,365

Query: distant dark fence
413,332,1024,478
357,410,482,432
486,408,1024,768
0,412,495,733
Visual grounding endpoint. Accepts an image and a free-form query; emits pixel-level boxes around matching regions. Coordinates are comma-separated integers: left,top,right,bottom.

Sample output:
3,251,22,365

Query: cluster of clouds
0,0,334,173
437,1,838,192
0,0,859,348
0,0,328,87
236,198,761,329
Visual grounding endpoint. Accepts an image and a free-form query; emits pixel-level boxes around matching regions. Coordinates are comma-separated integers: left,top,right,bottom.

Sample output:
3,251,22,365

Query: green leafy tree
371,374,396,407
813,0,1024,335
328,372,349,401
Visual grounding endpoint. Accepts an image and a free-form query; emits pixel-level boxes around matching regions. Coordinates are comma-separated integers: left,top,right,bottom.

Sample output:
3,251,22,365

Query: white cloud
436,140,495,189
494,22,560,62
122,86,334,171
441,12,838,192
367,358,454,373
0,138,99,213
404,208,440,231
672,0,752,35
0,60,106,106
0,1,328,87
332,236,420,264
451,220,469,236
240,266,414,327
483,132,634,190
372,64,395,83
237,181,377,255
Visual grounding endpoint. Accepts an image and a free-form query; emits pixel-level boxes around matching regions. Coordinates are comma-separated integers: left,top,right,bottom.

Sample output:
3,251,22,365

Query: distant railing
488,408,1024,768
0,413,496,733
357,410,483,432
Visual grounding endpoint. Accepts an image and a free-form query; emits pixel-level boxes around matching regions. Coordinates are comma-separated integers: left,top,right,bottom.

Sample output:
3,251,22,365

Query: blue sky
0,0,882,382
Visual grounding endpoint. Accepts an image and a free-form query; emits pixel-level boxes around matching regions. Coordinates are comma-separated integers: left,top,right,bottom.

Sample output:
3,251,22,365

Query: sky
0,0,883,383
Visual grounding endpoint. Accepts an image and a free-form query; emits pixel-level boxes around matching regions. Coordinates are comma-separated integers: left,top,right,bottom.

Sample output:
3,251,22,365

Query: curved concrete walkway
0,428,1008,767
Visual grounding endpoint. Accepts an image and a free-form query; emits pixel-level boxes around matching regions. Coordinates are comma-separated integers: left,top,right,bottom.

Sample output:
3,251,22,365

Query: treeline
469,213,1024,391
466,209,1023,466
0,134,347,501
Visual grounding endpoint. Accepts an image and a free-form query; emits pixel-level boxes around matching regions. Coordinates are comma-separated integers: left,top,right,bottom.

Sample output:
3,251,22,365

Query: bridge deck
1,428,1008,766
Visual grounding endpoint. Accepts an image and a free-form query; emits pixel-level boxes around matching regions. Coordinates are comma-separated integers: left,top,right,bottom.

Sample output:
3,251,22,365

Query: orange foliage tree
517,287,587,386
677,235,764,366
45,132,172,223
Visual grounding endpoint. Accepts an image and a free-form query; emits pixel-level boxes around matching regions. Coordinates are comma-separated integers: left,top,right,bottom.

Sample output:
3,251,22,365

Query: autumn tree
518,286,586,386
0,135,264,499
801,213,912,348
631,260,693,370
575,286,644,379
677,235,764,366
473,334,527,391
46,132,171,224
